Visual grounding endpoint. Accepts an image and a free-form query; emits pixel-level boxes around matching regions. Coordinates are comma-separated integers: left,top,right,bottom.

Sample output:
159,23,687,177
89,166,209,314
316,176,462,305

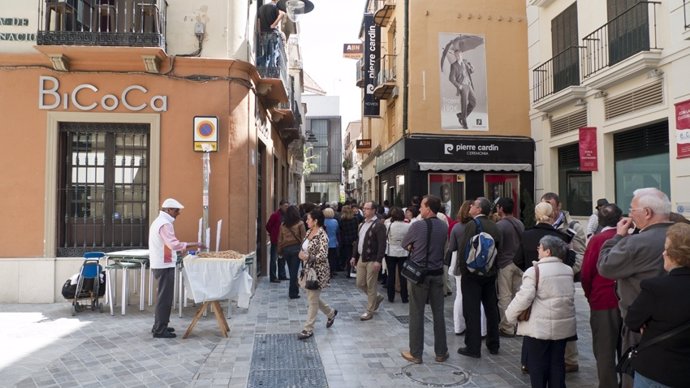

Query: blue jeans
258,31,281,69
634,373,671,388
283,245,301,298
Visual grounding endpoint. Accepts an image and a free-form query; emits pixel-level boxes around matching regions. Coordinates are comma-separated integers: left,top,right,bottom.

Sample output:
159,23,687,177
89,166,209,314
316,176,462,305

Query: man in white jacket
149,198,204,338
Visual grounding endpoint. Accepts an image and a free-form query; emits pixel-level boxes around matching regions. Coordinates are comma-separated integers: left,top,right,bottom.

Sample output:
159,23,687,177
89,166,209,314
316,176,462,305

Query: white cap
162,198,184,209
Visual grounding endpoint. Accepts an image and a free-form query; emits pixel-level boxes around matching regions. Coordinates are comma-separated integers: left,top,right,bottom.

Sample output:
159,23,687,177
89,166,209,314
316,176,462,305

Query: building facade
528,0,690,218
343,120,363,202
356,0,533,218
302,95,343,204
0,0,308,302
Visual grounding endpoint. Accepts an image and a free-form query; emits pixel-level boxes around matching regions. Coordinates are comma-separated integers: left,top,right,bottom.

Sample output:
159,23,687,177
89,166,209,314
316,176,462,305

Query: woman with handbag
505,235,576,388
297,208,338,340
624,223,690,388
278,206,306,299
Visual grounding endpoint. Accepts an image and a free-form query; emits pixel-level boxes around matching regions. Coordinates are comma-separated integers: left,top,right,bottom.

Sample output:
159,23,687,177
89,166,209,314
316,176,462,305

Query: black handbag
616,320,690,376
400,219,432,285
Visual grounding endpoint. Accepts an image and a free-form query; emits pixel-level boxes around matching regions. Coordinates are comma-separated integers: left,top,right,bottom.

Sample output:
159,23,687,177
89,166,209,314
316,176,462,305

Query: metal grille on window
57,122,150,257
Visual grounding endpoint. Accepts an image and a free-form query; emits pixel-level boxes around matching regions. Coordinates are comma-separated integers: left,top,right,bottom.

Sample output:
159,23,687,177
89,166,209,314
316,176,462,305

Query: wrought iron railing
37,0,166,48
532,46,583,102
257,31,289,91
377,54,397,85
355,57,364,87
581,1,660,78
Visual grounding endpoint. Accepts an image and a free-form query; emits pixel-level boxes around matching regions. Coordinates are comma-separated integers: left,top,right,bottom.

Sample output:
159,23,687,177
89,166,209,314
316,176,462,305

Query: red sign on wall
675,99,690,159
579,127,598,171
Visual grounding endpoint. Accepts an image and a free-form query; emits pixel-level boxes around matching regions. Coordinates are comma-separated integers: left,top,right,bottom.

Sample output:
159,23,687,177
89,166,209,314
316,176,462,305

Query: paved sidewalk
0,275,598,387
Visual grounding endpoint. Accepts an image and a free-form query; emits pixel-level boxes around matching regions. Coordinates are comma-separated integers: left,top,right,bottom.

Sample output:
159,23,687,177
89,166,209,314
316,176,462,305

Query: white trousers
450,253,487,335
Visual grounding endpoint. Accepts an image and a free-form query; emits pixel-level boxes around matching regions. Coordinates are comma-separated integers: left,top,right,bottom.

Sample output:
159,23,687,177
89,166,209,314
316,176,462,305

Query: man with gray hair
598,188,672,388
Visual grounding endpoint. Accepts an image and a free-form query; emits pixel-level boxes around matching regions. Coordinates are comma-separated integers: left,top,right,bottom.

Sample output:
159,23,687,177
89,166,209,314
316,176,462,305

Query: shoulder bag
298,235,320,290
617,319,690,376
517,263,539,321
400,219,432,284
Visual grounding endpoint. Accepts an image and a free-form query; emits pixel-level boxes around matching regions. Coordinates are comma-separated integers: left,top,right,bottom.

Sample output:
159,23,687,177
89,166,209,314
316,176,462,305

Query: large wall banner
439,33,488,131
363,14,380,117
675,99,690,159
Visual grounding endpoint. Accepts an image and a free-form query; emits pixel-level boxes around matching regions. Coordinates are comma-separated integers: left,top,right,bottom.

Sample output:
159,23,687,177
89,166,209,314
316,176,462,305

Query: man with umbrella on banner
441,34,484,129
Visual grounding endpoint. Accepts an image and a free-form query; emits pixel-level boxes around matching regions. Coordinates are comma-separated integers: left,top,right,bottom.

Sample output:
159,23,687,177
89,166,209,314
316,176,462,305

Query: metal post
202,151,210,251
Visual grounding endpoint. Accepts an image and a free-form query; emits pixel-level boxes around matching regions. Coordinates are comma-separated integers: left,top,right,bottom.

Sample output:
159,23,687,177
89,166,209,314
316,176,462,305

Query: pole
202,151,210,251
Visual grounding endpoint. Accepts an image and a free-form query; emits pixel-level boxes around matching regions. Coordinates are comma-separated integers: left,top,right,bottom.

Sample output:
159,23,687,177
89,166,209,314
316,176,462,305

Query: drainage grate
394,314,432,324
401,363,471,387
247,334,328,388
248,369,328,388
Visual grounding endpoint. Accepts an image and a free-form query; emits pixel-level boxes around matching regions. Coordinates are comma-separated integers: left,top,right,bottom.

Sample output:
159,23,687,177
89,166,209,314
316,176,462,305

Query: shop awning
418,162,532,172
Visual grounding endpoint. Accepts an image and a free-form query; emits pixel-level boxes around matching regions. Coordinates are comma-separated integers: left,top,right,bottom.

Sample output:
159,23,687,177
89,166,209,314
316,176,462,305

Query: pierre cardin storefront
376,136,535,219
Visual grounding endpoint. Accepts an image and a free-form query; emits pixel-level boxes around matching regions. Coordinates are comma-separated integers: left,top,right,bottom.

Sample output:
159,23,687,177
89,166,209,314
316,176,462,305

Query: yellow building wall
389,0,530,141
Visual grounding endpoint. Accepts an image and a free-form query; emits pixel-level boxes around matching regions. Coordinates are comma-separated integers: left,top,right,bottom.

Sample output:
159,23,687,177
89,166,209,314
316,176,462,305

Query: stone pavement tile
0,275,601,387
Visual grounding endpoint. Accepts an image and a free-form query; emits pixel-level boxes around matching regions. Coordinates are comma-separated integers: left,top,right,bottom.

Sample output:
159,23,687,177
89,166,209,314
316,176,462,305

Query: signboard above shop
356,139,372,153
343,43,362,59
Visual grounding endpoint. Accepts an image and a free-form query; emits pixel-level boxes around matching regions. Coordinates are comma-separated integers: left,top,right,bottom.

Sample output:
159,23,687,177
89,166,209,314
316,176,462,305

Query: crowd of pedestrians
263,187,690,388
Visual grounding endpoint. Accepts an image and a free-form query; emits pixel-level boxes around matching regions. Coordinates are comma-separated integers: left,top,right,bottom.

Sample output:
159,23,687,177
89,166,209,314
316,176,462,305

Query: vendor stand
181,251,253,338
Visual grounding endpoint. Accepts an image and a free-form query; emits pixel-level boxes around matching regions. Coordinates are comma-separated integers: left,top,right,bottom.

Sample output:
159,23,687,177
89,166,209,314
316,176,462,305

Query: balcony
256,31,289,107
37,0,166,48
581,1,661,88
355,57,364,88
532,46,586,110
373,0,396,27
373,54,397,99
271,77,302,143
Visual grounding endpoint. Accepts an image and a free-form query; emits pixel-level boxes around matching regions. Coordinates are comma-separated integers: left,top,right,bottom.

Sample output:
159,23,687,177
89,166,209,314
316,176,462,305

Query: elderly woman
506,235,576,388
297,208,337,340
625,223,690,388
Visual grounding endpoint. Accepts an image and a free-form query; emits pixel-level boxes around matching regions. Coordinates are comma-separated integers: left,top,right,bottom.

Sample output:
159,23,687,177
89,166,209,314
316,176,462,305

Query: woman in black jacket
516,202,574,271
625,223,690,387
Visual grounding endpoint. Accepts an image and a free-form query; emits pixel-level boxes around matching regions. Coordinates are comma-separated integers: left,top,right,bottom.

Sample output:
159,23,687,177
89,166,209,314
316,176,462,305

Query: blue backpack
464,219,497,275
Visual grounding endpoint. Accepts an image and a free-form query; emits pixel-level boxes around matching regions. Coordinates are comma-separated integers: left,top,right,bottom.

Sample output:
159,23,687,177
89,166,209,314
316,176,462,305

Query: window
558,144,592,216
614,122,669,210
484,174,520,219
310,119,329,173
57,122,149,256
607,0,649,66
551,2,580,93
428,173,465,219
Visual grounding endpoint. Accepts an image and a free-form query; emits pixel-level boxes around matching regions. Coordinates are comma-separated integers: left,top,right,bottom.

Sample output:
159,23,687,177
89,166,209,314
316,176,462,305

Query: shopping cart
69,252,106,316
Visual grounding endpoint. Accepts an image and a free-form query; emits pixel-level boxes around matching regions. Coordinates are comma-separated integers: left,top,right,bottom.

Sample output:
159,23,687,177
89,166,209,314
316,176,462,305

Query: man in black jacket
453,197,502,358
350,201,387,321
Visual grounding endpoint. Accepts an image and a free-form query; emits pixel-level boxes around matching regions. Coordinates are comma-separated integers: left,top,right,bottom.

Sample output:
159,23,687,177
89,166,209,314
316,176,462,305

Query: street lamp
277,0,315,22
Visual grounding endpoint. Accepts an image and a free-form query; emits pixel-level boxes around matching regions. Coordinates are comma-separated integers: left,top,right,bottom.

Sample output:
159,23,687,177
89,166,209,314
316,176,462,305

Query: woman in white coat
506,235,576,388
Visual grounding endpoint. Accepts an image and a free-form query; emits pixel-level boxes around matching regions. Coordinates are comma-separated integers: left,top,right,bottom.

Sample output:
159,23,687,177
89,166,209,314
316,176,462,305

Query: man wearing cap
587,198,609,239
149,198,204,339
